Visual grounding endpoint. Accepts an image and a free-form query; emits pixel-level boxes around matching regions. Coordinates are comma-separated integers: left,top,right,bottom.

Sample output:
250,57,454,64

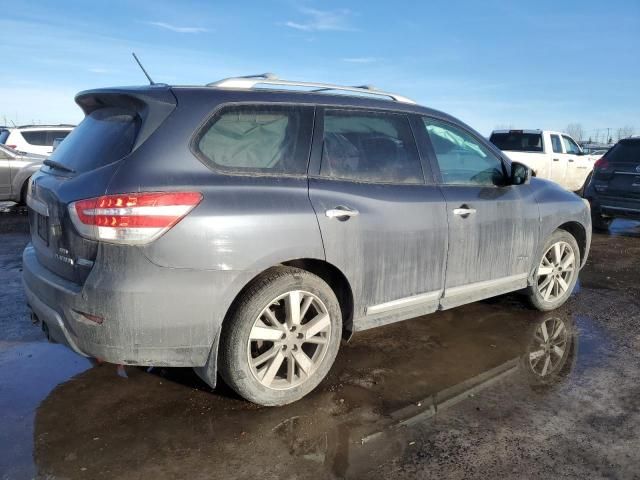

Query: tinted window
425,118,505,186
197,105,310,175
550,134,563,153
46,130,70,146
321,110,423,184
606,140,640,164
562,136,581,155
47,108,140,173
21,130,48,146
490,132,543,152
0,130,9,144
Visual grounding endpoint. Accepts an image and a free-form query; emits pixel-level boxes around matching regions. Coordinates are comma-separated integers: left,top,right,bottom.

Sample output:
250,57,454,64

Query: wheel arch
195,258,355,389
556,221,588,267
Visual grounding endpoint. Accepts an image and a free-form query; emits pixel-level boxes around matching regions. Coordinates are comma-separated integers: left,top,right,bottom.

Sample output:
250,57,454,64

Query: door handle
326,207,359,219
453,208,477,216
568,159,574,162
553,158,560,162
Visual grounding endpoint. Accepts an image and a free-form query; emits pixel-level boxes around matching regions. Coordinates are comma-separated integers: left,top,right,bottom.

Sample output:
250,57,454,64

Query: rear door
308,108,448,329
418,116,539,309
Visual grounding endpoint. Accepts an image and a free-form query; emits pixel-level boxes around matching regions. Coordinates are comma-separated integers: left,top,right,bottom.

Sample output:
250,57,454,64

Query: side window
550,134,563,154
196,105,311,175
21,131,47,146
320,110,423,184
423,118,505,186
562,136,580,155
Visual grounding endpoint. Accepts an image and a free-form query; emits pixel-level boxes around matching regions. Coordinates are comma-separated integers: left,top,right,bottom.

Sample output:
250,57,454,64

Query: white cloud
342,57,377,64
285,8,355,32
146,21,208,33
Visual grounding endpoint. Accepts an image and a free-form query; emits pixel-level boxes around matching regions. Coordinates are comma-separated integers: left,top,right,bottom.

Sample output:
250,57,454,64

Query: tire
218,266,342,406
592,212,613,232
526,230,580,311
19,180,29,205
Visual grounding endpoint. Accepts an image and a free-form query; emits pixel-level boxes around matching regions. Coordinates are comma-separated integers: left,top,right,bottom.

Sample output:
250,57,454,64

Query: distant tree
566,123,585,141
616,125,635,141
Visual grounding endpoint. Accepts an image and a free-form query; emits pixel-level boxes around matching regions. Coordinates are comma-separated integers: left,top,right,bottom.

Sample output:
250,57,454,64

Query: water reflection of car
0,144,46,203
521,316,576,387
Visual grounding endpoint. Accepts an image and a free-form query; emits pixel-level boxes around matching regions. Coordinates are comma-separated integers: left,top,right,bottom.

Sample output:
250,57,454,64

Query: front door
308,108,448,329
418,116,540,309
561,134,588,191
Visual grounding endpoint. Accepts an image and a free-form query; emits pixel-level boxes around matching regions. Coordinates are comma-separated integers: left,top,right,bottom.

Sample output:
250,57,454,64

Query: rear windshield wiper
43,159,76,174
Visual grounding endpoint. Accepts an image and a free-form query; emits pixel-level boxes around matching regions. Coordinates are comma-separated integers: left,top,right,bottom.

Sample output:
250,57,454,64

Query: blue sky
1,0,638,138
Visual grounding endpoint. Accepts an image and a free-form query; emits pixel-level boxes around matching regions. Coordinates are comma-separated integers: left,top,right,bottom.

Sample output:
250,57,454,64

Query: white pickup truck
489,129,596,193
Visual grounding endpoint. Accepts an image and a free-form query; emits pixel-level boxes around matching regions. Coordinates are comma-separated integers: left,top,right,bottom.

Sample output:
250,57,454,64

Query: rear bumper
586,193,640,220
22,243,245,367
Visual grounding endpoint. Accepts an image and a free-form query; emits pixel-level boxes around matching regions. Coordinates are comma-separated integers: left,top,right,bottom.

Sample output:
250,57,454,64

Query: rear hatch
593,139,640,201
27,86,177,284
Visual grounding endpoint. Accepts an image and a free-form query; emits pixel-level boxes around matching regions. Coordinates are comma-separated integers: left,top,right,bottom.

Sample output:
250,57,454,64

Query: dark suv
585,137,640,230
22,75,591,406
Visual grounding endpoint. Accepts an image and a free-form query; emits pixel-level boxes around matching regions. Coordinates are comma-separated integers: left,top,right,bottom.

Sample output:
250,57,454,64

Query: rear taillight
594,157,609,170
69,192,202,245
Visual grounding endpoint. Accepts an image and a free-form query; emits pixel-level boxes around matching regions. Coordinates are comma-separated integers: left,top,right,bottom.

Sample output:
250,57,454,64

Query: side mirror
511,161,532,185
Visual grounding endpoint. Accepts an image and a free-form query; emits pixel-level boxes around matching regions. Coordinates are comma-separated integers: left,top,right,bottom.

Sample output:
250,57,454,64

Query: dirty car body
22,80,592,405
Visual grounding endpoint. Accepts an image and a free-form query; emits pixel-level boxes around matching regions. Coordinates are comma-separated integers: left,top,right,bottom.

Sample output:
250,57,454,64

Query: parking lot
0,201,639,479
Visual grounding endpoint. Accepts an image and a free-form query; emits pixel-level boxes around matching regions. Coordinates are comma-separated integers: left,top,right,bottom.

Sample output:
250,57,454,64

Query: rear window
195,105,312,175
21,130,48,146
47,108,140,173
606,140,640,164
490,132,543,152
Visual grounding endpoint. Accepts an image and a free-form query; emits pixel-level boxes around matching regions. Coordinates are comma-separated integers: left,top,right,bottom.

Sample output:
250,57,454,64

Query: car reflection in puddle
29,306,585,479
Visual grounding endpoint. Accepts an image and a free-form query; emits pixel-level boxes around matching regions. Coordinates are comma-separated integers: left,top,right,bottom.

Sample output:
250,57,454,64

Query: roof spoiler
74,86,177,150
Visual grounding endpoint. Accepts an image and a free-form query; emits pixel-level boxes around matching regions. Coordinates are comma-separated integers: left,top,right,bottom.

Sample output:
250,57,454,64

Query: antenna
132,52,155,85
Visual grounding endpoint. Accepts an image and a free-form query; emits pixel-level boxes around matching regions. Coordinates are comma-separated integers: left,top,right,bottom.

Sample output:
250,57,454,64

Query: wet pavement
1,200,639,479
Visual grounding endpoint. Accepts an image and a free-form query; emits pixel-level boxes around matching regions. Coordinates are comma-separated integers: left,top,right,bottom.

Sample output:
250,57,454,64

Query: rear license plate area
37,213,49,245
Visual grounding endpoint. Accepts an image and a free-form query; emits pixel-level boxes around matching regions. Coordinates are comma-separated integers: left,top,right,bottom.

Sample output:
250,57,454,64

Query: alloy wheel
536,241,577,302
247,290,332,390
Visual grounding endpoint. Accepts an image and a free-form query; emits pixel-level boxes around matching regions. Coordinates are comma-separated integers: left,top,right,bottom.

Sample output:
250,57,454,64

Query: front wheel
526,230,580,311
218,267,342,406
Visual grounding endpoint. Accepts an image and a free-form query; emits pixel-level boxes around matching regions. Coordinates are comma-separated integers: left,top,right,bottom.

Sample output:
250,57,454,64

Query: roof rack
207,73,416,104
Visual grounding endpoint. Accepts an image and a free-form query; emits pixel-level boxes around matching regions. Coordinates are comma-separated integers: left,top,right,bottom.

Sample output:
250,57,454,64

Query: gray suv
22,76,591,406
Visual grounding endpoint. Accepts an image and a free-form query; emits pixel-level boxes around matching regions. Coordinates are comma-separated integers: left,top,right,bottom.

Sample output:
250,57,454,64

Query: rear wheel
218,267,342,406
526,230,580,311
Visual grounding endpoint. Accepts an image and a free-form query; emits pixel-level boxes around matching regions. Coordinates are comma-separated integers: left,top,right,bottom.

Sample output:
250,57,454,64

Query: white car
489,129,596,193
4,125,74,156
